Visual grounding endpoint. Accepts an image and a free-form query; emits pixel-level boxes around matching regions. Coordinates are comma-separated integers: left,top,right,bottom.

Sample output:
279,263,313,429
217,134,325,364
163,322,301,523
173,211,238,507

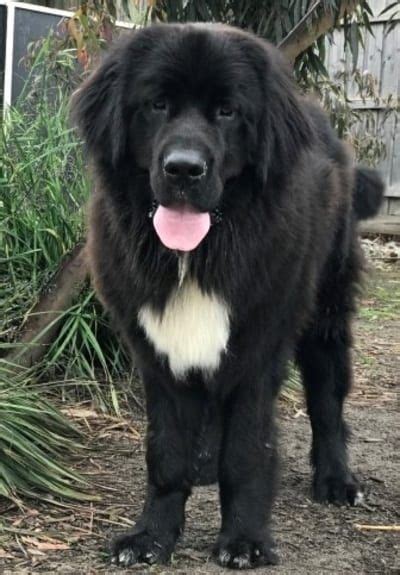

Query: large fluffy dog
74,23,384,569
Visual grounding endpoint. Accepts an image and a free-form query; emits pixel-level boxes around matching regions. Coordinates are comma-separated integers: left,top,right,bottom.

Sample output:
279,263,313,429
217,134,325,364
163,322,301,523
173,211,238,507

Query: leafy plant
304,68,398,167
66,1,115,69
1,83,87,343
0,36,129,410
379,1,399,35
0,361,92,503
145,0,374,81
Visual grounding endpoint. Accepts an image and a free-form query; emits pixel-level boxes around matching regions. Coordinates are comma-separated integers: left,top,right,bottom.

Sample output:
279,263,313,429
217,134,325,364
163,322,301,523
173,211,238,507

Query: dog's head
73,24,312,248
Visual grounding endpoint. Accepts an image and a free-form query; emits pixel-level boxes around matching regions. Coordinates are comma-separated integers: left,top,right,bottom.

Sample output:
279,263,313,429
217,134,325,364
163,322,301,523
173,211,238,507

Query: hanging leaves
142,0,375,84
66,1,116,71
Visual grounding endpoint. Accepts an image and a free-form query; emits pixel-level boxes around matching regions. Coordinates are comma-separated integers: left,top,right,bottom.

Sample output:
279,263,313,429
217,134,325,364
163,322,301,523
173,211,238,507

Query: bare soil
1,267,399,575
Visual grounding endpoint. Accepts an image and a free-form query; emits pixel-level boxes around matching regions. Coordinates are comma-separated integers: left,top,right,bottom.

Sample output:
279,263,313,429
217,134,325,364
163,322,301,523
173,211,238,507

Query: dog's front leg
111,372,193,567
215,374,280,570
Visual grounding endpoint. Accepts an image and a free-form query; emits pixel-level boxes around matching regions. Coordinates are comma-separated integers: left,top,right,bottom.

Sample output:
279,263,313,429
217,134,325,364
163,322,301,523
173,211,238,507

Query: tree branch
279,0,359,62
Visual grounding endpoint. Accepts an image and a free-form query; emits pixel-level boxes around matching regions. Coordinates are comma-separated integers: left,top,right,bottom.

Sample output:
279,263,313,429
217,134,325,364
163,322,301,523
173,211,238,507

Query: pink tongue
153,205,211,252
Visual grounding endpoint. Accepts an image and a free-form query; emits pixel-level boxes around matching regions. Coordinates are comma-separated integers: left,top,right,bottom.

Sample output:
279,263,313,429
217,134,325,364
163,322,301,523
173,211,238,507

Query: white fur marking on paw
354,490,364,505
138,280,230,378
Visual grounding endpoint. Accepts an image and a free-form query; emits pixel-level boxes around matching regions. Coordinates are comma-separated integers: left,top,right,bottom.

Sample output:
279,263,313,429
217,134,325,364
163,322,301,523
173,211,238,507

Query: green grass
359,276,400,322
0,360,94,503
0,39,130,411
1,78,87,331
356,352,377,368
0,38,131,502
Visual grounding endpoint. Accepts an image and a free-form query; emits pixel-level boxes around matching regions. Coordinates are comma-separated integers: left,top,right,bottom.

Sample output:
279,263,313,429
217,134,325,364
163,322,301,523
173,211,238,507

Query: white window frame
0,0,133,114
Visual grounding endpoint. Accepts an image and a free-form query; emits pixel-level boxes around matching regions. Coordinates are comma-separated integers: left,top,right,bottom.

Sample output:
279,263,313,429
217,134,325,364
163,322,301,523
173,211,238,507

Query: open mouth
149,202,222,252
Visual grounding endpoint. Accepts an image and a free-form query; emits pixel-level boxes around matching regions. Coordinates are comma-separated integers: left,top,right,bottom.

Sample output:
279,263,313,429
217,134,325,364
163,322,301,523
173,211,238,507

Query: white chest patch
138,280,230,378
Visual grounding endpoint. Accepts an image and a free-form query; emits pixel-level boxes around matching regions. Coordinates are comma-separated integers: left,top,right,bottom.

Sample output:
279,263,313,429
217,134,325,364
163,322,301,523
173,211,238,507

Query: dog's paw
313,472,363,506
214,536,278,570
110,529,172,567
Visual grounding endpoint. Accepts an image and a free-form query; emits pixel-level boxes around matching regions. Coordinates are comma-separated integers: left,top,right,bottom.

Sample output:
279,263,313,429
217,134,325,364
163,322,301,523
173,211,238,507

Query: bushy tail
353,167,385,220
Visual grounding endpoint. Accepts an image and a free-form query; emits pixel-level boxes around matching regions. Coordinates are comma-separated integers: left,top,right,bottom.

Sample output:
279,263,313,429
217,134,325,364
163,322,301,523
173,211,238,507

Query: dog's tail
353,166,385,220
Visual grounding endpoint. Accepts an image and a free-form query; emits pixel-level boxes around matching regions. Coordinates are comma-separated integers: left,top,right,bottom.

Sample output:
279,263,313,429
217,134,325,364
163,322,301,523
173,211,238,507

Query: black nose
163,150,207,181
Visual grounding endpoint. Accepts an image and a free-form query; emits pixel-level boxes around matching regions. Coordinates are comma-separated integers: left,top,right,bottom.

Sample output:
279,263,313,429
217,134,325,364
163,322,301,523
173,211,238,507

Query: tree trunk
9,243,89,369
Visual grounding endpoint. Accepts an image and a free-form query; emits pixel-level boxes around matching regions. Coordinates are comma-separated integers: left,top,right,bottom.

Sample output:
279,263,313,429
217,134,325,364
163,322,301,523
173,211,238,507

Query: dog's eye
152,99,168,112
216,104,234,119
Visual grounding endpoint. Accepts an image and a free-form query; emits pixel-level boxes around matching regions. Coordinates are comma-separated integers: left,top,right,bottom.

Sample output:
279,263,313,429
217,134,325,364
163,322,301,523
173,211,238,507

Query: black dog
74,23,384,569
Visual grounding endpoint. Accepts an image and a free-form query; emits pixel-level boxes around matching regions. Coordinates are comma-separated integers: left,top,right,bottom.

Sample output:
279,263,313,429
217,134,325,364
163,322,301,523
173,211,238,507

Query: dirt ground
0,265,399,575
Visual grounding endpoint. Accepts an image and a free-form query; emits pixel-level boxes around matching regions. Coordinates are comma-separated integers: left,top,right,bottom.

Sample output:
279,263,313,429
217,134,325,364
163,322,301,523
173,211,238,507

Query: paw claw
145,551,157,564
232,554,251,569
118,549,136,566
110,528,173,567
215,537,278,569
218,549,231,566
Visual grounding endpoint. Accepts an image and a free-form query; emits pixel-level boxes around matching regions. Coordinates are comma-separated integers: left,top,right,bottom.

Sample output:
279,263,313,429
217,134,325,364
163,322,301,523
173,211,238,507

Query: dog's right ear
71,49,125,168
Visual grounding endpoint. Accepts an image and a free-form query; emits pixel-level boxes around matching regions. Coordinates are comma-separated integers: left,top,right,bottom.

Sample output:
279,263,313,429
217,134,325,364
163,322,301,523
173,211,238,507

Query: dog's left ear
71,46,126,168
253,41,314,185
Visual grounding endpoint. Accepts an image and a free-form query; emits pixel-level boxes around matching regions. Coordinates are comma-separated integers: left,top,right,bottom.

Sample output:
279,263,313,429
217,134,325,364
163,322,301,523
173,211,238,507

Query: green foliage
0,37,129,410
0,37,128,503
303,68,395,166
1,47,86,341
0,361,93,503
146,0,374,82
149,0,333,42
1,37,86,318
359,278,400,322
65,2,115,69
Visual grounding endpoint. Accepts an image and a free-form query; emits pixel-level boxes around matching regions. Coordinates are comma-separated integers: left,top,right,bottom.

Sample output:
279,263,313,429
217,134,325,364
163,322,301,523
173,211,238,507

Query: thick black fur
73,23,384,570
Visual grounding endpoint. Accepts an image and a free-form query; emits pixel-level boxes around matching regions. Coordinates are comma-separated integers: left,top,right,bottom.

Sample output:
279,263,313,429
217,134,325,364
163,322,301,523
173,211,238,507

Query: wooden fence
326,0,400,219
